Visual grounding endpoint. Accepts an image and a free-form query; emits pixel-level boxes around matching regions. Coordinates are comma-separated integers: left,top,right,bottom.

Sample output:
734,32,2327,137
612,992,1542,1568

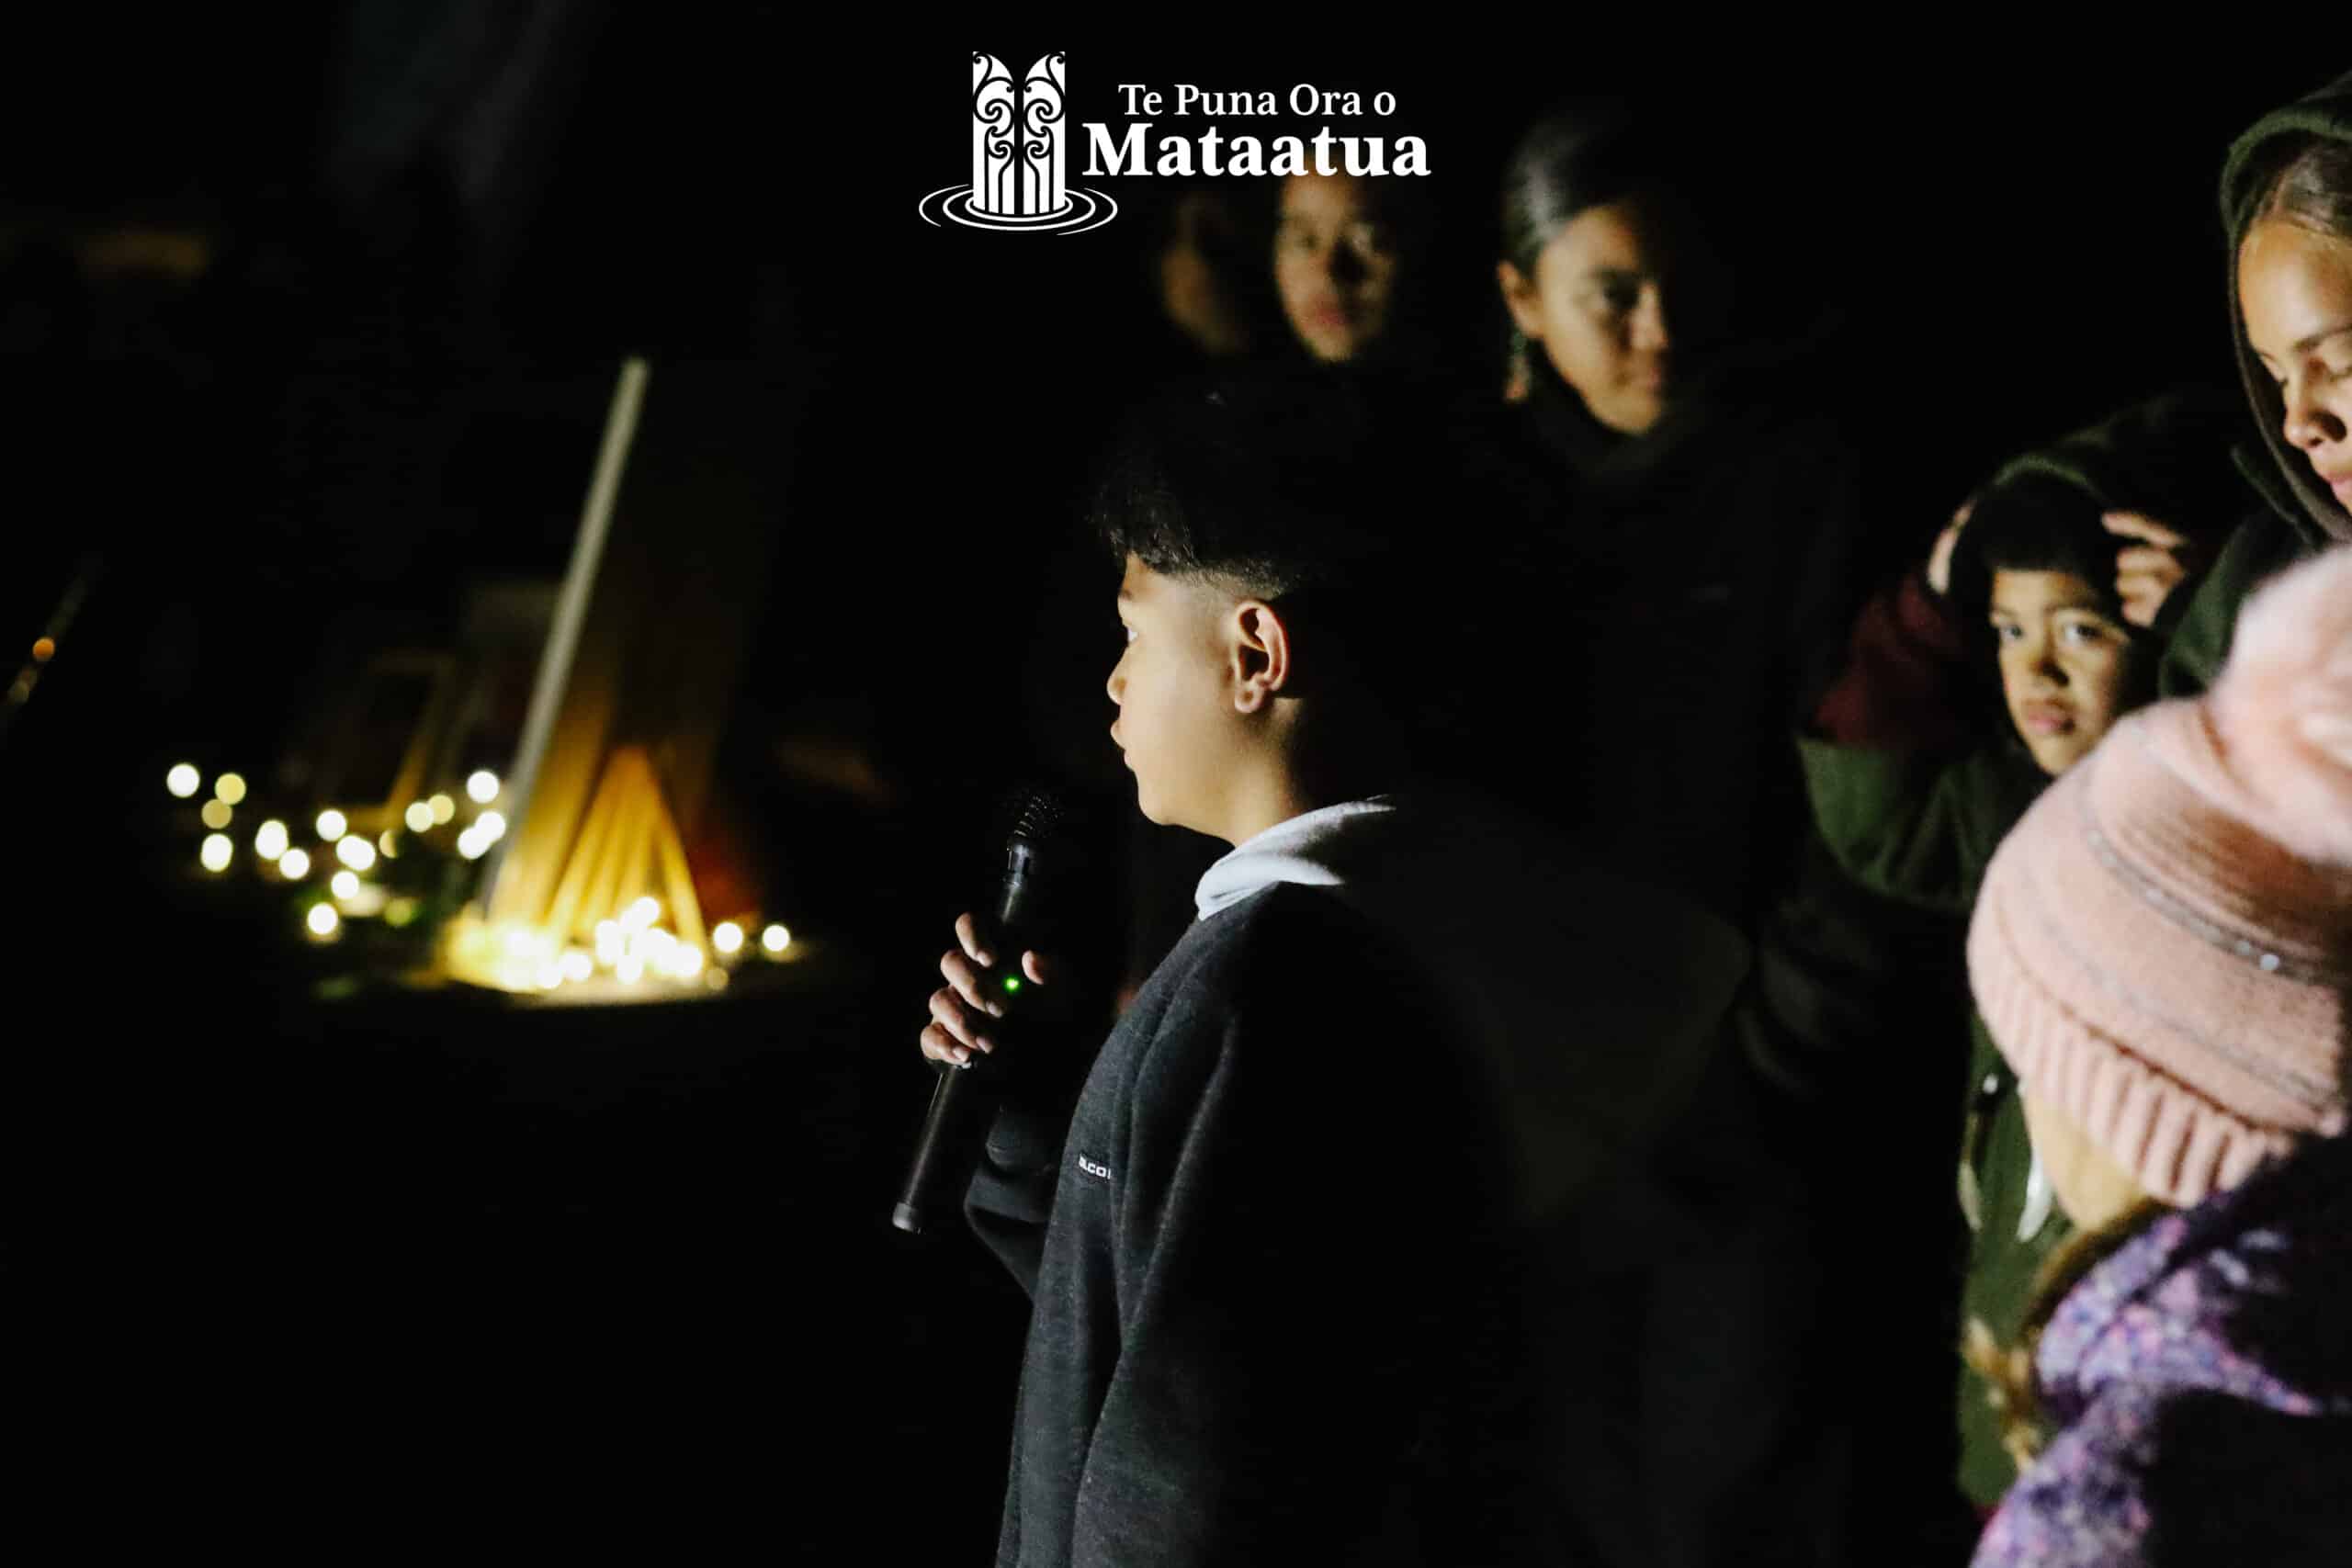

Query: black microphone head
1001,784,1074,852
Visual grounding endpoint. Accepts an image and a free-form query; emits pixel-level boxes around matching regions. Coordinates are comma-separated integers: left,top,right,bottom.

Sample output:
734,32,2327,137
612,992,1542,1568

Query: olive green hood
1984,387,2249,529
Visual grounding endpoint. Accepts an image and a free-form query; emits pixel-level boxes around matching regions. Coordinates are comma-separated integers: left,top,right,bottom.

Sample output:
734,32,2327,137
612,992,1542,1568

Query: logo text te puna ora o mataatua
926,56,1429,236
1088,82,1430,178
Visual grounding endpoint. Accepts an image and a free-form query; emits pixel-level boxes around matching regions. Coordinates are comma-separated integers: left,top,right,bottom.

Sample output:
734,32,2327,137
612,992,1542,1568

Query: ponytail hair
1961,1197,2170,1471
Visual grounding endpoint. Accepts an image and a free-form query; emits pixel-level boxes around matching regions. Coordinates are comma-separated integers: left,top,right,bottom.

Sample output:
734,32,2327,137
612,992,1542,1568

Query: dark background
2,15,2329,1555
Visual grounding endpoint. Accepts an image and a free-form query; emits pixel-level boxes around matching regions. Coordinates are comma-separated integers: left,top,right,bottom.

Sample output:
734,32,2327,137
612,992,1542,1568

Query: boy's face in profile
1988,569,2141,777
1108,556,1249,837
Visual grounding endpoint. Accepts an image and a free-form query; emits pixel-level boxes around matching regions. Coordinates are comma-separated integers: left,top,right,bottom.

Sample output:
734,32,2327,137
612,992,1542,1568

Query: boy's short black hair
1090,366,1541,744
1091,367,1460,597
1954,469,2137,632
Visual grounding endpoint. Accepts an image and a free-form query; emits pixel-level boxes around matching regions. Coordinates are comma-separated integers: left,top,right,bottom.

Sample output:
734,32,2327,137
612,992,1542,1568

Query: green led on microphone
1002,976,1023,995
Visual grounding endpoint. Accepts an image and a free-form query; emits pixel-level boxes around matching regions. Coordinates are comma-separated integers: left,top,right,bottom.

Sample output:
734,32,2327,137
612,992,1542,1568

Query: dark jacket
1504,344,1886,1562
1505,352,1866,929
967,884,1555,1568
1972,1136,2352,1565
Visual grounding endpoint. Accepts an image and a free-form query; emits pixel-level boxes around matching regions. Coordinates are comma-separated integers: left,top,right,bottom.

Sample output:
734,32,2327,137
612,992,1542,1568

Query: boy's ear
1227,600,1293,713
1498,259,1543,338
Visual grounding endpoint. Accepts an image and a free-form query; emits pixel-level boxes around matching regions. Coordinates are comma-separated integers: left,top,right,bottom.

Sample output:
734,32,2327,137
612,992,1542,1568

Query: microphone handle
891,849,1045,1234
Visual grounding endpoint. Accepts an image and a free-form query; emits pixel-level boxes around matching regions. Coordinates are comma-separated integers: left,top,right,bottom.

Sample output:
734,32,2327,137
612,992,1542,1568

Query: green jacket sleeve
2158,504,2320,700
1796,738,2041,915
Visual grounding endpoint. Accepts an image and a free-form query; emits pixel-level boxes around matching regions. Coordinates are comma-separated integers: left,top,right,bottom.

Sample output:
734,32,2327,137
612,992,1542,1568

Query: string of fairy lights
167,760,793,995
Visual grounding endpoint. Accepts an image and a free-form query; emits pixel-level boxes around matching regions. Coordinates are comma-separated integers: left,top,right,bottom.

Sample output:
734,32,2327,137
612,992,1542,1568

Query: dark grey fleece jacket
966,883,1561,1568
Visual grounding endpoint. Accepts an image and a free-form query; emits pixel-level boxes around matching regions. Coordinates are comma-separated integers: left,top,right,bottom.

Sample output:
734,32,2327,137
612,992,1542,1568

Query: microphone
893,786,1072,1234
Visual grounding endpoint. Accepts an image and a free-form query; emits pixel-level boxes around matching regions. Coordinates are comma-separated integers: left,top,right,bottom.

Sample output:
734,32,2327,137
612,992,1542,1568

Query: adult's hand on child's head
1926,498,1975,597
2103,511,2201,629
919,910,1055,1068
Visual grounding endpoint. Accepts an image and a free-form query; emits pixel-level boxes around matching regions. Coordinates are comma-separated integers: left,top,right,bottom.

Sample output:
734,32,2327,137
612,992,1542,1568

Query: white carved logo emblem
919,51,1118,233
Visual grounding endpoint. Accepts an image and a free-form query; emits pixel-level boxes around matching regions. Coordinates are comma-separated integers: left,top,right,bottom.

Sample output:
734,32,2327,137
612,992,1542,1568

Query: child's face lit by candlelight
1989,570,2140,777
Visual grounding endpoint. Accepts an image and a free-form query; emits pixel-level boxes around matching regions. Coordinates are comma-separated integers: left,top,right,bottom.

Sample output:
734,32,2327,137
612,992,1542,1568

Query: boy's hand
2104,511,2200,629
1925,498,1975,597
920,910,1056,1068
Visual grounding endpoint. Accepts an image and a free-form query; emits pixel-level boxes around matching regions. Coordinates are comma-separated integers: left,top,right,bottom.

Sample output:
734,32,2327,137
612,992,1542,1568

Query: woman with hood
2160,69,2352,694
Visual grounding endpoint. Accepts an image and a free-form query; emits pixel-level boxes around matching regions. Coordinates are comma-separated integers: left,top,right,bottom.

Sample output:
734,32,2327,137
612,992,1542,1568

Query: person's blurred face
1273,174,1400,362
1106,557,1246,835
1498,196,1688,435
1160,190,1253,357
2240,216,2352,513
1989,569,2139,777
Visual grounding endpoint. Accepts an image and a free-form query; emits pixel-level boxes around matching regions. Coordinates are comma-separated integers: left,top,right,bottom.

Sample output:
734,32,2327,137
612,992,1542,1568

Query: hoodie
2160,71,2352,698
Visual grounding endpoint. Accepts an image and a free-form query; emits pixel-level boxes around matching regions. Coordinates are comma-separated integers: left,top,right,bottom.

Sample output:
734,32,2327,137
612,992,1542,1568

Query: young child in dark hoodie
917,370,1747,1568
1772,390,2244,1529
1963,543,2352,1563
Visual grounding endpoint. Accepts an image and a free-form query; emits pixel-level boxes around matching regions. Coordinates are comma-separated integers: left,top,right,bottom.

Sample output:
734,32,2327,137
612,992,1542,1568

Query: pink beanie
1968,544,2352,1208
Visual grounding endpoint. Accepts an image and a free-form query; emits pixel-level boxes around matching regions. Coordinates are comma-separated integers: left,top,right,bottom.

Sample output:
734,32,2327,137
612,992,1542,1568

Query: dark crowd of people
914,72,2352,1566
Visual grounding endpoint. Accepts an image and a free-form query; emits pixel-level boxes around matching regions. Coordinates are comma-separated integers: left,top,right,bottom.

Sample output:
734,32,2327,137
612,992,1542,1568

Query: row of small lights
173,762,508,940
475,897,792,994
169,761,793,969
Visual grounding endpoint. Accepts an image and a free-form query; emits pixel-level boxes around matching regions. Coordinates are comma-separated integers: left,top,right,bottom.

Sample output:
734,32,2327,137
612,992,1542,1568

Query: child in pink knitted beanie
1966,543,2352,1563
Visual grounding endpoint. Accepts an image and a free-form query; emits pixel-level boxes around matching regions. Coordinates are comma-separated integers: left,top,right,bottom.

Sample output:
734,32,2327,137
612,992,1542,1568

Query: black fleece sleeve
1067,913,1536,1567
965,1089,1072,1299
965,998,1108,1297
